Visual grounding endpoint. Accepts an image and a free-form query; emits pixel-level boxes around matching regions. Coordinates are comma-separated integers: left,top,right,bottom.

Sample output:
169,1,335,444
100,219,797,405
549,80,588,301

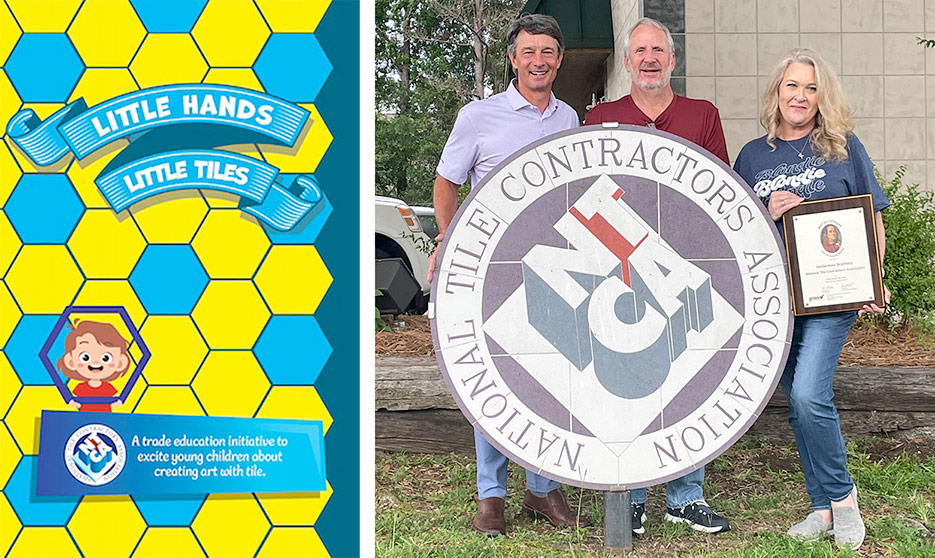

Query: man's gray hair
506,13,565,57
623,17,674,58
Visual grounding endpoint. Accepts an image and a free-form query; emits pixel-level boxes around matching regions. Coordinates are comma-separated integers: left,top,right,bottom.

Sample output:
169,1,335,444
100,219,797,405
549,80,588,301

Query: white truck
375,195,433,313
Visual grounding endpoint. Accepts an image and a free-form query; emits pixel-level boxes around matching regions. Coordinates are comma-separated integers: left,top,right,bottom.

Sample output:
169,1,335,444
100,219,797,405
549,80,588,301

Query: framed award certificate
782,194,885,316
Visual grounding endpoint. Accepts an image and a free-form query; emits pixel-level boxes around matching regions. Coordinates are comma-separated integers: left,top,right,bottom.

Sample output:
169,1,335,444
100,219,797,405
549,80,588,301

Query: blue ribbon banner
5,85,322,231
96,150,323,231
37,411,326,496
7,84,309,165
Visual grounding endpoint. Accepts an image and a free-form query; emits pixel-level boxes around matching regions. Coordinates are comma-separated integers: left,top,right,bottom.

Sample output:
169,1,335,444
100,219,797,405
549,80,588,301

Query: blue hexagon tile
255,315,332,385
129,245,209,315
133,493,206,526
128,0,210,32
5,315,64,386
254,34,332,103
5,175,84,243
5,34,84,102
5,457,81,525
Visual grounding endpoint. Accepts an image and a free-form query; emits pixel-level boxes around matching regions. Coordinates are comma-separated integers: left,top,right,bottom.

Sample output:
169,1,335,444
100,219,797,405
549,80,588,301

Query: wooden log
377,358,935,412
376,357,456,411
375,358,935,453
376,409,473,454
747,409,935,444
375,408,935,454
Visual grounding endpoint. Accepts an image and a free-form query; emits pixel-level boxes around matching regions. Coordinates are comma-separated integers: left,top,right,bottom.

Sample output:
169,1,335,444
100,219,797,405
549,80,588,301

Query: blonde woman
734,48,890,549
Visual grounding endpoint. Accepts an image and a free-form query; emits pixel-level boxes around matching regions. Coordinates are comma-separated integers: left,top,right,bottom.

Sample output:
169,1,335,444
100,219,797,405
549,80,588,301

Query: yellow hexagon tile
68,69,138,107
192,210,269,279
134,528,206,558
192,0,270,67
201,189,243,208
18,102,65,120
0,493,20,557
131,191,208,243
257,481,332,526
0,284,19,348
68,496,146,558
7,527,80,558
139,316,207,385
192,494,270,558
257,527,329,557
72,280,146,328
68,0,146,66
259,105,332,173
0,138,22,207
0,70,21,137
192,351,268,417
192,281,269,349
0,211,21,275
255,0,330,33
7,0,80,32
0,422,21,487
254,245,331,314
5,245,84,314
134,386,204,416
67,141,129,208
6,386,71,454
0,2,19,66
202,68,264,91
130,34,208,89
256,387,332,433
69,210,146,279
110,372,145,414
0,352,21,416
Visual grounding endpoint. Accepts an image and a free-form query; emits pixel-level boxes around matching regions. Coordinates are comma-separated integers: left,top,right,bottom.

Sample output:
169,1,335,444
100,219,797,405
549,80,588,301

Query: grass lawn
375,437,935,557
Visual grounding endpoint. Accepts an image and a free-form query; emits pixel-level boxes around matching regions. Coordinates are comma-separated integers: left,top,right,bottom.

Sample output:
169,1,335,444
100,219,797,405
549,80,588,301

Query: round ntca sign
430,125,794,490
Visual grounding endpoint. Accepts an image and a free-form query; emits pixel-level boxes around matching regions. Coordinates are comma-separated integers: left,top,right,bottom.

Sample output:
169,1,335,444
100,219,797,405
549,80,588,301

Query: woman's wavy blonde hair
761,48,854,162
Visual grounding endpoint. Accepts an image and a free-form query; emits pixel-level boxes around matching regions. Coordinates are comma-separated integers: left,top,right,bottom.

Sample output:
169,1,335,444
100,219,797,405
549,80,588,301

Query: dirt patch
377,315,935,367
861,437,935,462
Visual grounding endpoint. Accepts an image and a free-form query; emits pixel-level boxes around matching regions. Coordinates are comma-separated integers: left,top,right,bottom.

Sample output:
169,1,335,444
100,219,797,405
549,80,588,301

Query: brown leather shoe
473,496,506,536
522,489,591,528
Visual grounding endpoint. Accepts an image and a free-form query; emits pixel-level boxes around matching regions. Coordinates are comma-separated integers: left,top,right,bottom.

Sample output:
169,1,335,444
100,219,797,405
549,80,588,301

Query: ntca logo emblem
432,125,794,490
64,424,126,486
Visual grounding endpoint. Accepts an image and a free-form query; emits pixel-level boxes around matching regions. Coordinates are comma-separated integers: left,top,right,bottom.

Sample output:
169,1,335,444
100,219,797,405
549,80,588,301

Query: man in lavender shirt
427,13,586,537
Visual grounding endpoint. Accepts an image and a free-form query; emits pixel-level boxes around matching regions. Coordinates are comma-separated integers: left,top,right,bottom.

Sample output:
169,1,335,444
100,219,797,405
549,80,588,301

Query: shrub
875,166,935,336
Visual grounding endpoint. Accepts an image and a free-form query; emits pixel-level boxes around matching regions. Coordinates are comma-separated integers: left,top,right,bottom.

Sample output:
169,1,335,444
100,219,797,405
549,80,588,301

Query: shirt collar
506,79,558,115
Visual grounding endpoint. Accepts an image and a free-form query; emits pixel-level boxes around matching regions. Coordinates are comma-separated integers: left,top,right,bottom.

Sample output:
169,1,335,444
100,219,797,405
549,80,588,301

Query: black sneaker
665,501,730,533
632,502,646,534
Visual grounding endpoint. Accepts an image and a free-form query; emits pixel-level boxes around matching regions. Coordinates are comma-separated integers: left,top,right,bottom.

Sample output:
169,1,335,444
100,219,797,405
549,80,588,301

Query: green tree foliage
877,167,935,335
376,0,523,205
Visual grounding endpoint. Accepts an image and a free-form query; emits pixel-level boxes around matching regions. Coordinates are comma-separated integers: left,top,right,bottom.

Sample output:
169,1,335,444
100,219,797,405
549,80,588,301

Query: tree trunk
473,0,485,99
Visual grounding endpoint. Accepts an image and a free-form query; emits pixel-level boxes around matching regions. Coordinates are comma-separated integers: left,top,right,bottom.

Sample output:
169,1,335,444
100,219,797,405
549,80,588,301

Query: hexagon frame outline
38,305,150,406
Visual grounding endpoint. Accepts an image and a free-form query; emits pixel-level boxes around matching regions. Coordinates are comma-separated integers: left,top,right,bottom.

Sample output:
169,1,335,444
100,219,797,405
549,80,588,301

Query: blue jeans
475,429,559,499
781,311,857,510
630,467,705,508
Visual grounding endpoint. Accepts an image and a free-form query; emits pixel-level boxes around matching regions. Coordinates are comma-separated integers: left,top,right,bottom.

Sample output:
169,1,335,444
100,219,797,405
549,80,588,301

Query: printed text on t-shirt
752,156,826,203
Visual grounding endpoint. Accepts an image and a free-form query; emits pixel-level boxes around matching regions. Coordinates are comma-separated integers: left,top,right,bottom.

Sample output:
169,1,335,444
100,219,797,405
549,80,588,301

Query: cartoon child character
57,321,130,412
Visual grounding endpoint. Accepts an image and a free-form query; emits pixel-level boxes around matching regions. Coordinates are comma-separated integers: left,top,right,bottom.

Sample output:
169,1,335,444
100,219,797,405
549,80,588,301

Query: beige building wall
608,0,935,191
687,0,935,190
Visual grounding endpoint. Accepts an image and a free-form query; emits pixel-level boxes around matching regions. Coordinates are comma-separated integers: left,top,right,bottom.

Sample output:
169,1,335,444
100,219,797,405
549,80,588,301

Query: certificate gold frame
782,194,884,316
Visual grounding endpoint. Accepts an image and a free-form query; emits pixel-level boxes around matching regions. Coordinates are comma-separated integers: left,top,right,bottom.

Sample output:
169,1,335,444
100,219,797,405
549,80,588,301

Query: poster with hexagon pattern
0,1,359,556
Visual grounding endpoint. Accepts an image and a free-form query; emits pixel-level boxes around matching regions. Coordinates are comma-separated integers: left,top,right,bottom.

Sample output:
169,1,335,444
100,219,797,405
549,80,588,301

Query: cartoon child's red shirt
73,382,117,412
